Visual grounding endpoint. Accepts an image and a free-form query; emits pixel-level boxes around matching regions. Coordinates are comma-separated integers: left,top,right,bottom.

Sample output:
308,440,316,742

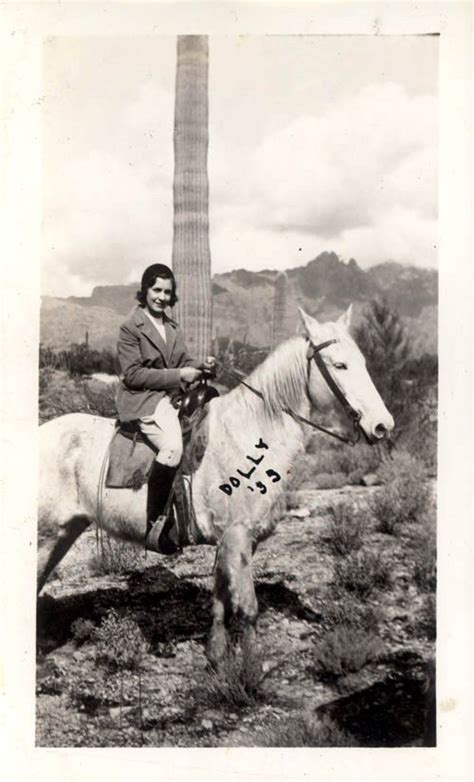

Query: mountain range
40,252,438,355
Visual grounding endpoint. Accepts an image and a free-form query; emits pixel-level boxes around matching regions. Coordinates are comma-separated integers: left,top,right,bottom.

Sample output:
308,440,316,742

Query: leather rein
222,338,362,446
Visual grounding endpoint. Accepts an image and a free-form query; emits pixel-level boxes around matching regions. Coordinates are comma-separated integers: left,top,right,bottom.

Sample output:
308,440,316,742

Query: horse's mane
229,336,309,421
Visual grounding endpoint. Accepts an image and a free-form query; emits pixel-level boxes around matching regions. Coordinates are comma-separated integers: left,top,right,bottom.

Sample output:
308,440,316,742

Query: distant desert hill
40,252,437,354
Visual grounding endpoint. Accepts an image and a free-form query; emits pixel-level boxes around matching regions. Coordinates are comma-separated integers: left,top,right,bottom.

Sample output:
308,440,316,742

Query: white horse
38,307,394,664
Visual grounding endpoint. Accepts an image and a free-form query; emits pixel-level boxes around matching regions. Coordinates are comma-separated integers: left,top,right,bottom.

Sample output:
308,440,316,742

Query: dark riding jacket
116,306,199,422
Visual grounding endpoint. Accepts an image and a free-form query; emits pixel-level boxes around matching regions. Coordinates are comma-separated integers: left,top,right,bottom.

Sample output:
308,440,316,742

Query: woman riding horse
116,263,215,554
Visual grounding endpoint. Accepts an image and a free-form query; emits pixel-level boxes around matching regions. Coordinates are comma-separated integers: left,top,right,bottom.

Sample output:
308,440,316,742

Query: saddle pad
105,429,156,490
105,406,211,490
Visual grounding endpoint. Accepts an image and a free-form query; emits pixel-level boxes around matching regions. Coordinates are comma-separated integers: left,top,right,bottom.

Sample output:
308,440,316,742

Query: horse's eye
334,362,347,370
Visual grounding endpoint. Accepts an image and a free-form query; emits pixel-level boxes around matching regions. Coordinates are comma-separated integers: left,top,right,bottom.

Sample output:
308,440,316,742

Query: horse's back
39,414,116,522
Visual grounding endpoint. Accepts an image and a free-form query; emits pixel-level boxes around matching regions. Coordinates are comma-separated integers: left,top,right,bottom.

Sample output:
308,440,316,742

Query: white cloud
209,83,437,272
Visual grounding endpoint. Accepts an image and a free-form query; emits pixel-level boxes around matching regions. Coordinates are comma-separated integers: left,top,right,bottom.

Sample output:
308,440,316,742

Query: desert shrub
286,453,317,491
314,471,346,490
371,450,433,533
83,380,118,418
325,502,365,555
347,468,365,486
89,536,144,576
415,594,437,640
95,610,148,671
39,370,92,422
324,597,382,634
196,642,267,710
355,300,438,470
304,433,381,489
71,618,97,644
412,535,437,593
314,626,382,677
255,714,357,747
334,550,391,597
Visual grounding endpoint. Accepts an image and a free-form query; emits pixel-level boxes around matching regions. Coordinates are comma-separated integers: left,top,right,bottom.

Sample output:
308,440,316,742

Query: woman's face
145,276,173,316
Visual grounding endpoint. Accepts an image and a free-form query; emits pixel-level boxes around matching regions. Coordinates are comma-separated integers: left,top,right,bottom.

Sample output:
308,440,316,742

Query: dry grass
412,531,437,593
195,642,268,710
324,597,382,634
325,502,365,555
89,536,144,576
314,626,382,677
334,550,391,597
414,594,436,640
371,451,433,534
254,714,357,747
39,369,118,423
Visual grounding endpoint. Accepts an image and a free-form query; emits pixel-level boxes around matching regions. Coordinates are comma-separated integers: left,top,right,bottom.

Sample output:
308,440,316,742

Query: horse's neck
218,337,310,465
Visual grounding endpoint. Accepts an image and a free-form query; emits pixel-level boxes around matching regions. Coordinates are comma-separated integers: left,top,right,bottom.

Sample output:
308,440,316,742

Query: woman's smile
146,277,173,316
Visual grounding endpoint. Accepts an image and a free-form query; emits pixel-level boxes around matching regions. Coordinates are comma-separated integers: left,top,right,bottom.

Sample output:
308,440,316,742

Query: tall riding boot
145,461,180,554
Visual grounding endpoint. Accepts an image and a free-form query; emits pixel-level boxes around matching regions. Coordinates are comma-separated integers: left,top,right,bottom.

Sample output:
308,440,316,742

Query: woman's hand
180,367,202,384
204,355,217,369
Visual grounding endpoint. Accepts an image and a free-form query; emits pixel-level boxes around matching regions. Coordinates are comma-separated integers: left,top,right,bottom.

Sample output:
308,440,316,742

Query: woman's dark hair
136,263,178,308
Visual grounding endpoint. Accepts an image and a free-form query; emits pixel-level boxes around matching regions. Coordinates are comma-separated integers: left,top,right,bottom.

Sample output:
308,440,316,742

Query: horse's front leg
207,521,258,667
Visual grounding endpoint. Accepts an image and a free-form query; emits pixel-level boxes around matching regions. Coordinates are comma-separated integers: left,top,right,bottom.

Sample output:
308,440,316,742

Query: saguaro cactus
171,35,212,361
271,271,289,348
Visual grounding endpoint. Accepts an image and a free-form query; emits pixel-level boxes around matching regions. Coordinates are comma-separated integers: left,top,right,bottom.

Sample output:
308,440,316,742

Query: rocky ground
36,484,436,748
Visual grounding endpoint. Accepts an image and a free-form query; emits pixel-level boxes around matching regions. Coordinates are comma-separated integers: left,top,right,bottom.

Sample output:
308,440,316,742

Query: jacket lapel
133,307,169,365
165,317,177,363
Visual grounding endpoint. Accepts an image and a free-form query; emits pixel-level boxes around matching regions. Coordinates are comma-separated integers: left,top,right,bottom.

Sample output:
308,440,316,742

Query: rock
109,706,133,719
361,473,381,487
201,719,213,730
289,507,311,519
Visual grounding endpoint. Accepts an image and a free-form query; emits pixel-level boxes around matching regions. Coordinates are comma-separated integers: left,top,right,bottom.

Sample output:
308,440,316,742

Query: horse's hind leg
37,514,92,594
207,522,258,667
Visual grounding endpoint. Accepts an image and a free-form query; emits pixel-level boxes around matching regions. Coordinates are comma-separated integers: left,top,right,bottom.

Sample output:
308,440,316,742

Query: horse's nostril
374,424,387,438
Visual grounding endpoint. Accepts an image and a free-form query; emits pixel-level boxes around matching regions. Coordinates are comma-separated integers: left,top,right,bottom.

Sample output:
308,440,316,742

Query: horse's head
298,306,394,444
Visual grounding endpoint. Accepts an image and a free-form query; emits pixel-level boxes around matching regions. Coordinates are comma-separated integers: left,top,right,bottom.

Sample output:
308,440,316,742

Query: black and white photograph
1,2,472,778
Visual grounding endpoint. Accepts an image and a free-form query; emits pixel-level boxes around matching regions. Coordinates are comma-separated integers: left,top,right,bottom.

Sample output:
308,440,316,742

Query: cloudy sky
42,35,437,297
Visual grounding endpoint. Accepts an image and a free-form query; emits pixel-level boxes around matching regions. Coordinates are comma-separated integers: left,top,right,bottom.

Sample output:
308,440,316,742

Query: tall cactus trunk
172,35,212,362
271,271,289,348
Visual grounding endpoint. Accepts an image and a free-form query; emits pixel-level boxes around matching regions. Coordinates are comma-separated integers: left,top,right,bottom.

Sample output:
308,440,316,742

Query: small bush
324,597,382,634
412,536,437,593
90,536,144,576
325,502,365,555
95,610,148,671
371,450,433,533
286,454,316,491
314,472,347,490
71,618,96,644
378,449,428,487
256,714,357,747
415,594,437,640
83,380,117,418
334,550,391,597
314,626,382,677
196,642,266,710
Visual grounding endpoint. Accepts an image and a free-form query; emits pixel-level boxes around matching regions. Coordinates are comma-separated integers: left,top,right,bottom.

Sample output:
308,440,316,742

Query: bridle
220,337,362,446
304,337,362,443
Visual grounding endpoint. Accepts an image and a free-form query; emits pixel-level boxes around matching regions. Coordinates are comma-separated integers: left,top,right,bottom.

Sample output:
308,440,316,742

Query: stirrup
145,515,168,552
145,515,182,555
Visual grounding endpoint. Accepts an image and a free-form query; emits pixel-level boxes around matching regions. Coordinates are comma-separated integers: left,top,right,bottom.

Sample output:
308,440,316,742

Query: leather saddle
105,379,219,490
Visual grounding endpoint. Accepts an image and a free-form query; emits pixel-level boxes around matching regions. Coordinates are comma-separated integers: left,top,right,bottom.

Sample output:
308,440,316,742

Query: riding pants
139,396,183,467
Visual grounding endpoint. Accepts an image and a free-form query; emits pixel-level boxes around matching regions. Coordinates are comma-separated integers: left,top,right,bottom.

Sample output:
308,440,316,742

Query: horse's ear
298,307,320,336
338,304,353,329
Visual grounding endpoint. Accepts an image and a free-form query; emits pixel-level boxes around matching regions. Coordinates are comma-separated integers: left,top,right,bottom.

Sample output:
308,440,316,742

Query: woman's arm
118,324,182,390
